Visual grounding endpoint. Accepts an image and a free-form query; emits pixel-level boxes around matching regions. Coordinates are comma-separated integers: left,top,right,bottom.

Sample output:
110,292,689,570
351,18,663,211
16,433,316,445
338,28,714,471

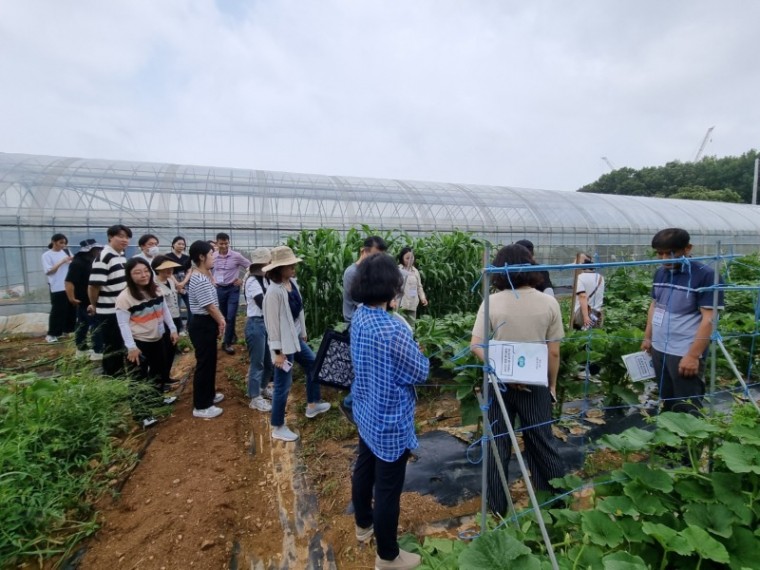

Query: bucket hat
250,247,272,265
262,246,302,273
79,238,103,253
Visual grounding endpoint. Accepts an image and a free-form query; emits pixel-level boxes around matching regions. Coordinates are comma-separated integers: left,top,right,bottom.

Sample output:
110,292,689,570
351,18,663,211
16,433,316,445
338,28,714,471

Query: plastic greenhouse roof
2,152,759,238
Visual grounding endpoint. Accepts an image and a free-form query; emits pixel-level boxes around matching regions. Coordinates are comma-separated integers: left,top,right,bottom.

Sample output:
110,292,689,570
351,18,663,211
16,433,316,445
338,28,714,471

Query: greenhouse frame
2,151,760,314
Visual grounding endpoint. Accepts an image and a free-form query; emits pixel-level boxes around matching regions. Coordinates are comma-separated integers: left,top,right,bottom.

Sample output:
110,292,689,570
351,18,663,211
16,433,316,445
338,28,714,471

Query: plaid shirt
350,305,430,462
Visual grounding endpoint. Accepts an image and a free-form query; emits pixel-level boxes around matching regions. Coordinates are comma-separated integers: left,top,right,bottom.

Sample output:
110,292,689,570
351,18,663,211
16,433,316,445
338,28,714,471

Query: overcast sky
1,0,758,192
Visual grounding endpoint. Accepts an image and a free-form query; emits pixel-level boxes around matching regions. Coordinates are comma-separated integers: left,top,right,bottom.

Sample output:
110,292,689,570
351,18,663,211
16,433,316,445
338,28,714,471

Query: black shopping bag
314,328,354,391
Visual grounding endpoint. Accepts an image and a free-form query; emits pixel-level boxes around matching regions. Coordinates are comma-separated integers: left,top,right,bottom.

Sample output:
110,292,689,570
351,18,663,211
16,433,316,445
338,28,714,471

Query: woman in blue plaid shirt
349,253,429,570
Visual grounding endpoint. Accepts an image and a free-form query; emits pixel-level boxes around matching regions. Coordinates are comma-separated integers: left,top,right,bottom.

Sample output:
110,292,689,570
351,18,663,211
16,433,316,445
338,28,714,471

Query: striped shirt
188,273,218,315
115,289,174,347
212,249,250,285
350,305,430,462
89,245,127,315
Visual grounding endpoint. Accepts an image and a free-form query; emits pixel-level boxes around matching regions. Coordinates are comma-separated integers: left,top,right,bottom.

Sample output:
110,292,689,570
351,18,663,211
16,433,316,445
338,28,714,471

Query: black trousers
487,385,566,516
351,437,410,562
48,290,75,336
651,349,705,415
97,314,125,377
189,315,217,410
126,338,167,419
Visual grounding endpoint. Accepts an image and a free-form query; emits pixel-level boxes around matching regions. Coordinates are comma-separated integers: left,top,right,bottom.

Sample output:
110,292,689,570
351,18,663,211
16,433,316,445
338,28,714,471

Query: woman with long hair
470,244,567,516
115,257,179,427
263,246,330,442
41,233,74,343
396,246,428,326
165,236,193,332
187,240,226,419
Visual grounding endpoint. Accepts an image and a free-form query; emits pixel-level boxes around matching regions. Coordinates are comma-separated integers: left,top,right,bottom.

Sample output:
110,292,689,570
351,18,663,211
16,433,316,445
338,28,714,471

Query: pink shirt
212,249,250,285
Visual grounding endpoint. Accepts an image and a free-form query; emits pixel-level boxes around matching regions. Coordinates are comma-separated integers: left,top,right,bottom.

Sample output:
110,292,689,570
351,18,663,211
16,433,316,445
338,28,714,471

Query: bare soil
2,334,488,570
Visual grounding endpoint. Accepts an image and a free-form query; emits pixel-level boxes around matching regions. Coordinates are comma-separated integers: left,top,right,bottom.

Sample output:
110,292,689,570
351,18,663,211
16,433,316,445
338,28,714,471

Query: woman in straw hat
244,248,274,413
263,246,331,442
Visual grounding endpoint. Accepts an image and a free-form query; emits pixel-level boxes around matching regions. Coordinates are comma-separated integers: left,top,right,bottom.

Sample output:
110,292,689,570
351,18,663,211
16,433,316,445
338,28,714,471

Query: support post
752,156,759,205
709,242,721,417
479,243,491,534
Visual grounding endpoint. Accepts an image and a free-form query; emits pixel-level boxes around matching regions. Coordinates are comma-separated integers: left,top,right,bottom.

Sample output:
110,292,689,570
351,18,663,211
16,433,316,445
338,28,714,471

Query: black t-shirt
65,253,94,304
165,252,192,281
536,270,554,293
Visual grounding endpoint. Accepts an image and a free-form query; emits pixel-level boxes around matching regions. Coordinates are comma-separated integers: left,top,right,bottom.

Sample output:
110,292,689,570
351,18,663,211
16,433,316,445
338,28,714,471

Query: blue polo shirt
350,305,430,462
651,261,723,357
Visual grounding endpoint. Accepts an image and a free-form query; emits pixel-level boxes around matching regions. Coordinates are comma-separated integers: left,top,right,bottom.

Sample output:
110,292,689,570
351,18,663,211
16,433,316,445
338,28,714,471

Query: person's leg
372,448,410,562
135,339,166,407
261,325,274,394
48,290,67,337
651,349,675,412
514,387,566,491
270,356,294,427
101,314,125,377
74,303,89,350
179,292,192,328
245,317,263,398
223,286,240,347
160,331,174,386
189,316,217,409
90,311,104,354
661,353,705,415
351,437,376,531
487,387,514,516
295,338,319,404
216,286,230,344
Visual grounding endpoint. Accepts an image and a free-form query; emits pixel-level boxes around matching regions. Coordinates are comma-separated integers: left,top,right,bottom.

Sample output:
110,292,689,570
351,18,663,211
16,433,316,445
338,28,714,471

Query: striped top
89,245,127,315
188,272,218,315
115,289,175,347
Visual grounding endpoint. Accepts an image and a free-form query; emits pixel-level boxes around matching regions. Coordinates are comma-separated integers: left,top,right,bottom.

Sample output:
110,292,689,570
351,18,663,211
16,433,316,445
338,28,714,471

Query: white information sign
622,351,656,381
488,341,549,387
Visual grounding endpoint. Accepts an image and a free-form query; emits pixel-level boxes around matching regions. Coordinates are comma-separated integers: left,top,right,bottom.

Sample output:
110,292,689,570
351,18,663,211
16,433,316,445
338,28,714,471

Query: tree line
578,149,760,203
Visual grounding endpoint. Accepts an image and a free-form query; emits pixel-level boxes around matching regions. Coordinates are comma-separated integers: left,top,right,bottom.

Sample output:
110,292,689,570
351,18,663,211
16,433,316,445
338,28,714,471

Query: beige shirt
398,265,426,312
472,287,564,344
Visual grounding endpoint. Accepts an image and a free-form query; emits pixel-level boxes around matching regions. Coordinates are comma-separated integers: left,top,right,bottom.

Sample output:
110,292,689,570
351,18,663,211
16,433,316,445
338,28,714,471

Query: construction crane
693,126,715,162
601,156,616,171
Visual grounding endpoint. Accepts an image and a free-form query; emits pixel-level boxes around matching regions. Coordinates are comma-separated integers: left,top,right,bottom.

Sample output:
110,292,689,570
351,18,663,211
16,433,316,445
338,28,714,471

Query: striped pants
487,385,566,516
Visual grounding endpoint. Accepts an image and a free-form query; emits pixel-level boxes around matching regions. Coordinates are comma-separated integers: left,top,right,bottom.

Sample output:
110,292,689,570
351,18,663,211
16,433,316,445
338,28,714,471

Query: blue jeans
245,317,273,398
270,339,318,427
75,304,104,352
216,284,240,346
177,291,192,329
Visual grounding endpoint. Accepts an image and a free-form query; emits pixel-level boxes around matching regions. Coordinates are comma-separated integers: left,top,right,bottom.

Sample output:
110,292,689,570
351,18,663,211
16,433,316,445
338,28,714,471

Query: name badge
652,307,665,327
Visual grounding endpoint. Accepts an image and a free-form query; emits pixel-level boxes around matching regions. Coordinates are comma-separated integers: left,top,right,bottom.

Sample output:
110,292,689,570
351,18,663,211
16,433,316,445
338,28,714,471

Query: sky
1,0,758,192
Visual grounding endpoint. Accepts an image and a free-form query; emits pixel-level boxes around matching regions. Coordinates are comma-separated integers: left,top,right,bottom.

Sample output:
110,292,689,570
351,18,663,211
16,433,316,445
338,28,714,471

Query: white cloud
1,0,758,191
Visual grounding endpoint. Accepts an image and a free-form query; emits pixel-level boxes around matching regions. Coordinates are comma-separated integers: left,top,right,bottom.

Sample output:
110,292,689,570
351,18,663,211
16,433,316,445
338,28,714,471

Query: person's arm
547,341,560,398
43,253,71,276
679,308,716,376
65,281,80,305
470,334,486,362
87,285,101,315
232,252,251,287
641,301,655,353
162,299,179,344
263,290,287,367
578,292,591,328
417,268,428,306
392,327,430,385
116,308,140,364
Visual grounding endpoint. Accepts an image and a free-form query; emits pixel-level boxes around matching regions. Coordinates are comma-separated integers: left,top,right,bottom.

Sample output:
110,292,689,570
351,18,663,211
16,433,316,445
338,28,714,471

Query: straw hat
152,259,181,272
249,247,272,265
262,246,302,272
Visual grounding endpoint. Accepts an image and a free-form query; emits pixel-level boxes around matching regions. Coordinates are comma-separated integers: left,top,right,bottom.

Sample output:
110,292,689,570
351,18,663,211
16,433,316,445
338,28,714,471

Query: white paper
488,341,549,387
622,351,656,381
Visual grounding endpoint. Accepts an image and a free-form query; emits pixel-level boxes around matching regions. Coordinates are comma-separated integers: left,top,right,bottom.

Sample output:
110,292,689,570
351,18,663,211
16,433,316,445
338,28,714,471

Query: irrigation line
716,337,760,414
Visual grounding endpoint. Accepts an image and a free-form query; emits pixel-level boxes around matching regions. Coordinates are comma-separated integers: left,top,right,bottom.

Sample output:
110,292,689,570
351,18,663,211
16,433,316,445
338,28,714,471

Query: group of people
40,225,718,570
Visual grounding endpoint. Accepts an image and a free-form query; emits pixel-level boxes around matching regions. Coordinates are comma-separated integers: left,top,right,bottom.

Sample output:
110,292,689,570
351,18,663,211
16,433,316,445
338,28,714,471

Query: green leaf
601,551,648,570
681,525,730,563
423,536,456,554
642,522,692,556
623,480,668,515
458,531,537,570
616,517,652,544
725,527,760,569
580,510,625,548
622,462,673,492
598,427,654,453
564,545,605,570
728,423,760,446
649,428,682,447
597,495,638,517
711,473,752,524
655,412,719,439
715,442,760,474
674,477,713,503
683,503,734,538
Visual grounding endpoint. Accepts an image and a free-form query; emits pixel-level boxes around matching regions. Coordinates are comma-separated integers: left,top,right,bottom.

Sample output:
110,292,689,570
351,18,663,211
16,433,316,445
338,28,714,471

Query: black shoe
223,345,235,355
339,401,356,426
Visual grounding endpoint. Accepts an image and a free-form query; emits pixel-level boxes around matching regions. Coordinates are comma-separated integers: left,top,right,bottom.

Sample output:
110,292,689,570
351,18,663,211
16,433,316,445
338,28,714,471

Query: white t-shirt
573,272,605,314
245,275,269,318
42,249,70,292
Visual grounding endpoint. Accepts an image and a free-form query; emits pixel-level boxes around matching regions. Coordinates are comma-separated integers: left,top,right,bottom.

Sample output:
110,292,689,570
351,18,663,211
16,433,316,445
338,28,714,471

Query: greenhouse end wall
2,152,760,315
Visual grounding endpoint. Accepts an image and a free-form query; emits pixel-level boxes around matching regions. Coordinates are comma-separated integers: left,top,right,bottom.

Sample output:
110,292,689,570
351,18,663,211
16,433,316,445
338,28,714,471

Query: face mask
147,246,160,257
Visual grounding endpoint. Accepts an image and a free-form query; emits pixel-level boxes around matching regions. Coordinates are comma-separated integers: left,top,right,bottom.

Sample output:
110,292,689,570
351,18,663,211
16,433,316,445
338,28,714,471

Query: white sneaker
271,425,299,442
249,396,272,412
213,393,225,404
355,524,374,542
75,349,90,359
45,335,58,343
89,352,103,361
305,401,331,419
375,549,421,570
163,396,178,405
193,405,223,419
263,385,274,400
142,417,158,428
179,330,188,337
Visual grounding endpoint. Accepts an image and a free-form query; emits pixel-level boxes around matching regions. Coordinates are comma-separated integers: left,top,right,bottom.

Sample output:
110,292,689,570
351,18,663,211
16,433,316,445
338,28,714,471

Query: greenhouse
2,151,760,313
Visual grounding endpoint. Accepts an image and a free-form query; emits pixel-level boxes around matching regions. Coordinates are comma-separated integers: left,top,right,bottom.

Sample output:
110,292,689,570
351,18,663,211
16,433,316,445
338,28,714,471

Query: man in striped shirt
88,224,132,376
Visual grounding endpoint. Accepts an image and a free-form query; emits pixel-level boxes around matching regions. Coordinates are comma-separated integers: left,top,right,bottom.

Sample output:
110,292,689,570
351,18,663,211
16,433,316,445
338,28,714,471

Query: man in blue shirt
641,228,723,415
350,253,428,570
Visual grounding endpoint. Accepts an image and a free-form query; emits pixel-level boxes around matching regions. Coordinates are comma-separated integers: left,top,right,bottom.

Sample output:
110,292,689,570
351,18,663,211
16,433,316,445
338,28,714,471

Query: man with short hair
641,228,723,415
88,224,132,376
133,234,160,268
212,232,250,354
341,236,388,419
